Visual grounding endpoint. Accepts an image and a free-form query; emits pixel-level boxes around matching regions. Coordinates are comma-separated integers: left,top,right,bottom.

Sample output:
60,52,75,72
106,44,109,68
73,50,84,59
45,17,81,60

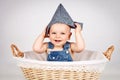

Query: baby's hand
41,28,49,38
74,23,82,32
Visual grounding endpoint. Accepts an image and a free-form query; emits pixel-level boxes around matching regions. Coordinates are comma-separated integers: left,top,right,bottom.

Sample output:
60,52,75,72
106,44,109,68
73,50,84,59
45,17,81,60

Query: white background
0,0,120,80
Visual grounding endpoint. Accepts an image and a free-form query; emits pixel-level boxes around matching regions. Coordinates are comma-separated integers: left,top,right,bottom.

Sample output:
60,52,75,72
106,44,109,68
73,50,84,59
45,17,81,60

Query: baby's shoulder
69,42,75,46
43,42,49,48
69,42,76,50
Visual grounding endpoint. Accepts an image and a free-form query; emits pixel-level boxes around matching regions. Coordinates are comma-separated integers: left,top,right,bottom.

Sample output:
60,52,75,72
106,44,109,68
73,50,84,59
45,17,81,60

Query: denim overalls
47,42,73,61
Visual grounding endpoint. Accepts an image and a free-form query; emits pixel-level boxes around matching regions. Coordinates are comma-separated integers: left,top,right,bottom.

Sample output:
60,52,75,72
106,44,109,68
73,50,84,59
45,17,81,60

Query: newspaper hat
46,4,83,35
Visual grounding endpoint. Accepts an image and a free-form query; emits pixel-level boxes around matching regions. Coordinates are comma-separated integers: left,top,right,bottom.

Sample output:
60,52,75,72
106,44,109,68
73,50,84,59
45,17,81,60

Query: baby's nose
56,34,60,37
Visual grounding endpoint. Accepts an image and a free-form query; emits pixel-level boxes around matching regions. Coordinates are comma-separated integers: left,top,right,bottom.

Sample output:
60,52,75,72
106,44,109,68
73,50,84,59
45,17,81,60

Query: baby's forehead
51,23,71,29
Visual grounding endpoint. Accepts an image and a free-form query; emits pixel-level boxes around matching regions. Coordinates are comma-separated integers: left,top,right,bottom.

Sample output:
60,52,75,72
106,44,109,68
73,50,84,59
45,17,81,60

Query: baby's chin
53,42,64,47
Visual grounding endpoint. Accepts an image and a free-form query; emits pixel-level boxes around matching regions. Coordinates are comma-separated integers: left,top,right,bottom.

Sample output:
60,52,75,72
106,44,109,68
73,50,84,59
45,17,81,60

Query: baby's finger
74,22,83,30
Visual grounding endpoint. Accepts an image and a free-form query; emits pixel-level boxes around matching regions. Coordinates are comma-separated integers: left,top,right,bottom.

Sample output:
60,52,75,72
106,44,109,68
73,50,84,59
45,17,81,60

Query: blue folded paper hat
46,4,83,35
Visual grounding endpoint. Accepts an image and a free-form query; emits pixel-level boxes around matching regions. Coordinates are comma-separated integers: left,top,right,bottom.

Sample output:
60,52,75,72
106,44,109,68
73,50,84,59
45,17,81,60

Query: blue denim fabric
47,42,73,61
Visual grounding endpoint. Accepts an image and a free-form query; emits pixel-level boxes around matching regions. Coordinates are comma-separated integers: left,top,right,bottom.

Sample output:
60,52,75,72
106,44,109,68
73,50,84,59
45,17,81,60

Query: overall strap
63,42,70,50
48,42,54,49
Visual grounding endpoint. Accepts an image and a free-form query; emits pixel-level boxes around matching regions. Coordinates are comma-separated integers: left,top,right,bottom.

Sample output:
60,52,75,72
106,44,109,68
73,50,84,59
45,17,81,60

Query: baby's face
49,23,71,48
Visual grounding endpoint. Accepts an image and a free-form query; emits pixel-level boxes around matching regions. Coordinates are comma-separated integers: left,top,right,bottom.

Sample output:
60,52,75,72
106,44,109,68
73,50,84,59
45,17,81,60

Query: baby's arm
33,28,48,53
71,23,85,53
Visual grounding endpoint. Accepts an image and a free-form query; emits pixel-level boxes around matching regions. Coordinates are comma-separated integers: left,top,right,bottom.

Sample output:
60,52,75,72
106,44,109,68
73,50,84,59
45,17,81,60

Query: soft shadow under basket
11,44,114,80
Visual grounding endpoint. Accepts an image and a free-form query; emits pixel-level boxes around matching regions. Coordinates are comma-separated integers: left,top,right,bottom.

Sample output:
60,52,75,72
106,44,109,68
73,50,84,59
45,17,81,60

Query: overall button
53,57,55,59
66,50,69,54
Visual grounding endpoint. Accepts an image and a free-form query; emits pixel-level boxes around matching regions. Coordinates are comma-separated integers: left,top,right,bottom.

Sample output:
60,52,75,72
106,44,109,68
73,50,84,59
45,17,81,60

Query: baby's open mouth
55,40,61,42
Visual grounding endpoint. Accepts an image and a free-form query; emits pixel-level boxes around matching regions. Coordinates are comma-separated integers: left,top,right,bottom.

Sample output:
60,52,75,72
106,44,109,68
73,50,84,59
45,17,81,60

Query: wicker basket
11,44,114,80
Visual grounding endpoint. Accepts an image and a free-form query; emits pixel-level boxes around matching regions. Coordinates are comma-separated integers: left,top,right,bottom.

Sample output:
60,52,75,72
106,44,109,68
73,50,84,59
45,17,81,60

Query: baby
33,22,85,61
11,4,114,61
33,4,85,61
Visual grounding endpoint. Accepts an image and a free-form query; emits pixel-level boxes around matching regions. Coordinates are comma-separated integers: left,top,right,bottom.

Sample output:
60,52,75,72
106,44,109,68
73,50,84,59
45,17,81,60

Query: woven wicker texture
21,67,100,80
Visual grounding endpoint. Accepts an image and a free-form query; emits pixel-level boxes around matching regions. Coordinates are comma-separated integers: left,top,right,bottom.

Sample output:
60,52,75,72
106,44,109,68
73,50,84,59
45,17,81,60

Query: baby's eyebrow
51,32,56,33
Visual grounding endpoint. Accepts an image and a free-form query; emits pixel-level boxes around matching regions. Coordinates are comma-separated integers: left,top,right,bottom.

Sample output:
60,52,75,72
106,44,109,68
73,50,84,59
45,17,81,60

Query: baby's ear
68,32,72,40
45,34,49,38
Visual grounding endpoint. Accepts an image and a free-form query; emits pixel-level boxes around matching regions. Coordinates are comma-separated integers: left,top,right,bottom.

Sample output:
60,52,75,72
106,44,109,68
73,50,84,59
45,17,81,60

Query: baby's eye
51,32,56,34
61,32,65,35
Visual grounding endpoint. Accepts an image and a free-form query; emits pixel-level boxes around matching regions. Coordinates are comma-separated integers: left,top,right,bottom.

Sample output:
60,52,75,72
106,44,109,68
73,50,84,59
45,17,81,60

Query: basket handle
10,44,24,58
103,45,114,60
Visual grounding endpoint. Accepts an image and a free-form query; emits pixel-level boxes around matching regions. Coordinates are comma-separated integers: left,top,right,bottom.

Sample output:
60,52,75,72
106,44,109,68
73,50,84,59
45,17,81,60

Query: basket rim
13,56,109,65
